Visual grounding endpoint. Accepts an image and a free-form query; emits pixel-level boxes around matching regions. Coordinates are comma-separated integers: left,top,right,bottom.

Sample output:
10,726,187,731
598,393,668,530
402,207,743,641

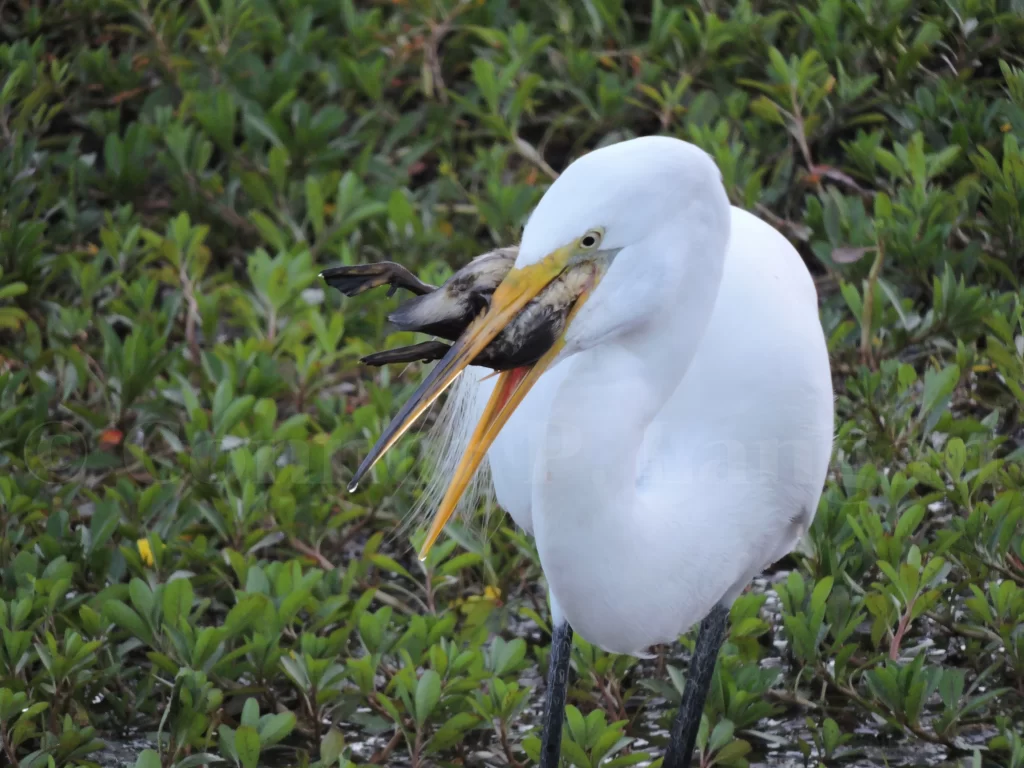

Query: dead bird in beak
321,247,600,371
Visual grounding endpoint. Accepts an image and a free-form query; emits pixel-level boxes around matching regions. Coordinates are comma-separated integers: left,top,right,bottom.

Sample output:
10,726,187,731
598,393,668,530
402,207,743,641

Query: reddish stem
890,595,917,660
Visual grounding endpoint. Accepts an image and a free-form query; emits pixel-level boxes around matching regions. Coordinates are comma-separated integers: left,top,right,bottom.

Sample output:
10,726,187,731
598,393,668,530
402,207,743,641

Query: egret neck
531,205,731,649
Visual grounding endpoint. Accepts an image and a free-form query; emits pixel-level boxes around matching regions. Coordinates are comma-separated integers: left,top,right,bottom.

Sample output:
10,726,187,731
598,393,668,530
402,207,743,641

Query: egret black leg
540,620,574,768
663,604,730,768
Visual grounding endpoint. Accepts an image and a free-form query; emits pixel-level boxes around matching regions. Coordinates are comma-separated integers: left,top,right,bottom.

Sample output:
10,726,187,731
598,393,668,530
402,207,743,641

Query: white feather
406,136,832,658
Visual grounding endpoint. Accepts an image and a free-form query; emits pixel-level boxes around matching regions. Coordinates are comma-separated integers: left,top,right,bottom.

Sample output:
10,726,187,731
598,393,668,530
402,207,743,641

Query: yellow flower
137,538,154,567
483,585,502,602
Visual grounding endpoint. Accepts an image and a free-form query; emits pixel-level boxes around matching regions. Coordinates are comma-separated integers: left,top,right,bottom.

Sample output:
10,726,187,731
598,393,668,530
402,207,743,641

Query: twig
979,557,1024,587
178,261,203,364
513,135,559,180
889,594,916,660
754,202,813,243
789,86,815,170
591,672,627,722
289,535,336,570
1,725,20,768
765,689,819,709
423,19,452,104
370,587,415,614
369,729,403,765
412,725,423,768
431,202,478,215
499,719,525,768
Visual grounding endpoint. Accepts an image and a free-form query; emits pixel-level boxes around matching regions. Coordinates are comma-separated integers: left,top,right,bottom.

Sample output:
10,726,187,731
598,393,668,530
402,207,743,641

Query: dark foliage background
2,0,1024,766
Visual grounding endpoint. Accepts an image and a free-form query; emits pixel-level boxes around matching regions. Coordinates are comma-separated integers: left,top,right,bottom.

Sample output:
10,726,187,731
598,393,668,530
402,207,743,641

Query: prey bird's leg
663,603,730,768
540,620,574,768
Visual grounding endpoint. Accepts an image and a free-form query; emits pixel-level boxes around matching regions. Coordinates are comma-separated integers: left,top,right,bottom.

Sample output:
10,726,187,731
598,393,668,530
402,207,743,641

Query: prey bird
322,136,834,768
322,246,594,372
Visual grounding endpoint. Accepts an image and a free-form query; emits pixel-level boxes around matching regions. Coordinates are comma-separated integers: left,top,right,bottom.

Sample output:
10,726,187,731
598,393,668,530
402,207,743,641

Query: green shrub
2,0,1023,766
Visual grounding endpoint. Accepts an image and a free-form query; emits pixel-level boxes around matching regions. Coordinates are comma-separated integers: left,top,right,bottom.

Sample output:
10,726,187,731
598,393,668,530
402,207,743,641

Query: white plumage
422,136,833,656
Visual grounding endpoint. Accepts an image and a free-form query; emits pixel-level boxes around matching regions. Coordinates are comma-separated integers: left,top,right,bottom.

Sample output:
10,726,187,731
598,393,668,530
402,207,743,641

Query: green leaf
259,712,296,746
414,669,442,727
709,719,735,752
471,58,500,113
218,725,238,761
241,697,260,728
217,395,256,436
161,577,193,628
945,438,966,478
250,211,287,252
305,177,325,235
810,576,834,614
225,594,269,635
128,578,155,621
565,705,588,749
234,725,261,768
103,600,153,645
320,727,346,764
715,738,752,762
921,364,961,419
133,750,162,768
369,554,413,581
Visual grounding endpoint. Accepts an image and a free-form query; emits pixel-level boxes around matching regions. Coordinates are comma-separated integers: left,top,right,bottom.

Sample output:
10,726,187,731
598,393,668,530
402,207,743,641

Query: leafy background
2,0,1024,766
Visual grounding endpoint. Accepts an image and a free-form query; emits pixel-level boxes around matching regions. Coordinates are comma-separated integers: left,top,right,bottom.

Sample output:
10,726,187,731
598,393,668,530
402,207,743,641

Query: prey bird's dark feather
386,247,517,341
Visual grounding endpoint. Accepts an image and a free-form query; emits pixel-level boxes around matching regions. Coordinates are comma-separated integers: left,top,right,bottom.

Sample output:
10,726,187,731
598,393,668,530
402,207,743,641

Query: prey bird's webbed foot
362,341,506,371
319,262,437,298
361,341,452,367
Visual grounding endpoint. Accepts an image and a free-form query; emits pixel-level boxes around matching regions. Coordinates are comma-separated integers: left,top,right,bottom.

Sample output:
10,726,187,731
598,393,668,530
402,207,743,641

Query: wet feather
386,247,517,341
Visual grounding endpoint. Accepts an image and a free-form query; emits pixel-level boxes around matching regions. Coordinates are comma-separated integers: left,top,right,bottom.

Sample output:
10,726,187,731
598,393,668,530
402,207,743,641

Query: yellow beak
346,243,601,560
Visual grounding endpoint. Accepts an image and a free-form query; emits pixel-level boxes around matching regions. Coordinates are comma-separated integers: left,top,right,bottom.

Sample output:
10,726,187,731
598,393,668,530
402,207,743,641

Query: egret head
346,136,732,558
513,135,731,357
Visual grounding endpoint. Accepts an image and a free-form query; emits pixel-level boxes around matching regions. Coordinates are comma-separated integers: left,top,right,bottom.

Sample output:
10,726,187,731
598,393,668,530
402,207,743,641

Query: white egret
333,135,834,767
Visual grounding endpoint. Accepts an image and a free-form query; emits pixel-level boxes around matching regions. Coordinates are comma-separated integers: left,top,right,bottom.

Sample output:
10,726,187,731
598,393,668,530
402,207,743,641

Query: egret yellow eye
579,229,603,250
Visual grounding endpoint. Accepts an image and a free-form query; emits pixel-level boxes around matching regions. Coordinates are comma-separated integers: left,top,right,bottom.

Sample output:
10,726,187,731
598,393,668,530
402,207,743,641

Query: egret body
337,135,834,767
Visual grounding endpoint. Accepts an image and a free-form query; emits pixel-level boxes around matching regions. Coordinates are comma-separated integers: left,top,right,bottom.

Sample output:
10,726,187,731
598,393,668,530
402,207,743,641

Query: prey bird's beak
346,243,606,559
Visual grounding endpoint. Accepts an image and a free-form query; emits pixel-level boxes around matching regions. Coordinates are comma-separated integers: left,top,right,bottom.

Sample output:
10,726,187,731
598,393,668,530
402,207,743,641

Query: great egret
328,135,834,768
